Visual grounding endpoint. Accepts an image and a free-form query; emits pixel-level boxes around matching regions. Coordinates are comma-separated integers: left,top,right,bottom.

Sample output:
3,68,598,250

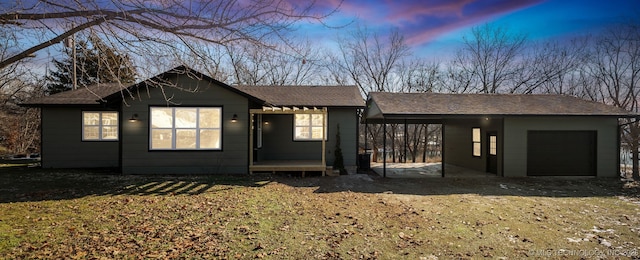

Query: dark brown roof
22,83,125,106
368,92,635,117
234,85,364,107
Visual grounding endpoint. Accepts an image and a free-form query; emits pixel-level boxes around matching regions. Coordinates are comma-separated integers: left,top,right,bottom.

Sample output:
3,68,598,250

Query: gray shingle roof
22,81,365,108
22,83,125,106
368,92,635,117
234,85,364,107
21,66,364,107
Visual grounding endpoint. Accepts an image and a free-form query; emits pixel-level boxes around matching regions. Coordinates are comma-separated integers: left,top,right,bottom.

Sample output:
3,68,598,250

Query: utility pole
72,31,77,90
64,24,77,90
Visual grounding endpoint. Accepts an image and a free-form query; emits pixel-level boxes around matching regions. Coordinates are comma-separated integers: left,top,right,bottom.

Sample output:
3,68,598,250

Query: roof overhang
363,92,640,124
363,113,639,124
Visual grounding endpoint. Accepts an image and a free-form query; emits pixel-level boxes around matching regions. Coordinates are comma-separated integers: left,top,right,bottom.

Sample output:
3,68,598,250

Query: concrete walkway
371,162,498,178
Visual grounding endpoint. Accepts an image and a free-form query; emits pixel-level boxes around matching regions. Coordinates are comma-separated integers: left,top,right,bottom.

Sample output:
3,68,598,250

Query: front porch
249,106,330,177
249,160,331,177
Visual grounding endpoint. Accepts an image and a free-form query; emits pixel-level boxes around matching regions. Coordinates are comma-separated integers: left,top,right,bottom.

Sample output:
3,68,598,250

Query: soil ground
1,166,640,259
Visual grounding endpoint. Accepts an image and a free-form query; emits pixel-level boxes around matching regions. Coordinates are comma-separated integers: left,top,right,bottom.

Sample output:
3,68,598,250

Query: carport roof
365,92,638,122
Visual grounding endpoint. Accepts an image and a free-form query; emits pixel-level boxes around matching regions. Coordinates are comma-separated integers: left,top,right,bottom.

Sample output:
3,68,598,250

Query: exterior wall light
231,114,238,123
129,113,139,122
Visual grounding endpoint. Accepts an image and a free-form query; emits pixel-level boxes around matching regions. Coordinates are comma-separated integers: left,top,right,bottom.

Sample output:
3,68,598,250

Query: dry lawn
1,166,639,259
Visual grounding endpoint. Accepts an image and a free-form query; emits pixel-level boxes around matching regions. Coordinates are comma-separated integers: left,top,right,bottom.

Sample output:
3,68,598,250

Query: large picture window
294,113,326,140
83,111,118,141
150,107,221,150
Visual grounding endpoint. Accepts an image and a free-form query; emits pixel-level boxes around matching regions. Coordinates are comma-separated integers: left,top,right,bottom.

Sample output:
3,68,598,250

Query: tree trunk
633,147,639,180
630,123,640,180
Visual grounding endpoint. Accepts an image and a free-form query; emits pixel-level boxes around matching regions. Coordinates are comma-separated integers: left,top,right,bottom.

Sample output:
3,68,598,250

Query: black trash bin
358,153,371,170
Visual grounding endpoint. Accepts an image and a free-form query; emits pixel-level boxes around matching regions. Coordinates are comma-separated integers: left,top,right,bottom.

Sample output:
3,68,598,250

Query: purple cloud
326,0,545,45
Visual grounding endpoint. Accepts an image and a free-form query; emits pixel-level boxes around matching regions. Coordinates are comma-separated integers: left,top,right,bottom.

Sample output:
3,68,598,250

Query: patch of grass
1,168,639,258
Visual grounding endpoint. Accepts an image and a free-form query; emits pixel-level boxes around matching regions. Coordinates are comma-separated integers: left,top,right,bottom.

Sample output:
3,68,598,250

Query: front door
487,133,498,174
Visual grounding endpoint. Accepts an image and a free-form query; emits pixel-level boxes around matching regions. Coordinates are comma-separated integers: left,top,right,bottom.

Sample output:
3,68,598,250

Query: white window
83,111,118,141
294,113,327,141
472,128,481,157
150,107,221,150
489,135,497,156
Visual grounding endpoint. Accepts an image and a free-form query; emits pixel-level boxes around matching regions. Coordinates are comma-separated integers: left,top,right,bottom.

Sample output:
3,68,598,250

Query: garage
527,130,597,176
365,92,635,177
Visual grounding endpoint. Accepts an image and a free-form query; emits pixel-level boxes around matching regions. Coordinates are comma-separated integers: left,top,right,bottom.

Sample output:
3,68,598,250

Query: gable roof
21,66,264,107
21,83,125,106
366,92,636,119
234,85,364,107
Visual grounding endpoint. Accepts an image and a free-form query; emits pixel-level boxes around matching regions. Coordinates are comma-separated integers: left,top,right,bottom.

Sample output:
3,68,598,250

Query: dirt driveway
283,172,633,198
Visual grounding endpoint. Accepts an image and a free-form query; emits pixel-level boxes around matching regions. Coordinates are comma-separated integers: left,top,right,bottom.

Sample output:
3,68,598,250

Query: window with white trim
472,127,481,157
294,113,327,140
83,111,118,141
150,107,221,150
489,135,497,156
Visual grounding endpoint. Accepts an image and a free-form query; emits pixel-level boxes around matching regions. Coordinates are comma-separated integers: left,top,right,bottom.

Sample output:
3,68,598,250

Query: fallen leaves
1,174,640,259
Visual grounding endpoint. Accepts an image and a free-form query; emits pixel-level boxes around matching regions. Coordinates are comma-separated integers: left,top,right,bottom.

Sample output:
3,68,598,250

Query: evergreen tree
45,35,136,94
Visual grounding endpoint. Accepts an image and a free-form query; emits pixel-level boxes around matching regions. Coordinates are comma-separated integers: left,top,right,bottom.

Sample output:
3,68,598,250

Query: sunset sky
302,0,640,56
4,0,640,73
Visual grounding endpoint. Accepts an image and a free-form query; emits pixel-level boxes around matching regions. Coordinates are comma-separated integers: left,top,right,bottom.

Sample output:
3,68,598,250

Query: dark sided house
364,92,638,177
23,66,364,174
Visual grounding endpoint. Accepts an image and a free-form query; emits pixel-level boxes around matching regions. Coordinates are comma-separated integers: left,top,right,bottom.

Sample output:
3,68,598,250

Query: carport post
441,124,445,178
383,121,387,178
404,119,408,163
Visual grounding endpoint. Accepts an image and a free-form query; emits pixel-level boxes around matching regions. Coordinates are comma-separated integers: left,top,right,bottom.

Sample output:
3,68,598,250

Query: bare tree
330,26,410,162
331,26,410,93
0,0,341,70
448,24,526,93
226,41,324,85
4,107,40,155
262,40,325,85
180,43,233,83
510,38,588,94
0,70,43,155
226,43,271,85
584,22,640,179
0,25,40,155
398,58,443,93
0,28,33,105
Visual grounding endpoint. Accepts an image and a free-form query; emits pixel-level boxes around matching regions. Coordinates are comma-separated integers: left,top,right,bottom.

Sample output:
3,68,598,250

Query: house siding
443,118,503,175
40,107,119,168
121,74,249,174
257,108,359,167
503,116,618,177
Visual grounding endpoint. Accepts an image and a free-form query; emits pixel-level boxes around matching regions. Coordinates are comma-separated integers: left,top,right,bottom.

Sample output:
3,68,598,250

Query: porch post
383,120,387,178
364,118,368,151
249,112,254,174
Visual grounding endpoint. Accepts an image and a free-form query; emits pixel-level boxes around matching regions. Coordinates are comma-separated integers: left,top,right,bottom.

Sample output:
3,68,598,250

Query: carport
363,92,637,178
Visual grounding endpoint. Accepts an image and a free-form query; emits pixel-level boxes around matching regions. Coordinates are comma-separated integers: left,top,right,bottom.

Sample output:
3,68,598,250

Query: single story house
23,66,364,174
364,92,638,177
